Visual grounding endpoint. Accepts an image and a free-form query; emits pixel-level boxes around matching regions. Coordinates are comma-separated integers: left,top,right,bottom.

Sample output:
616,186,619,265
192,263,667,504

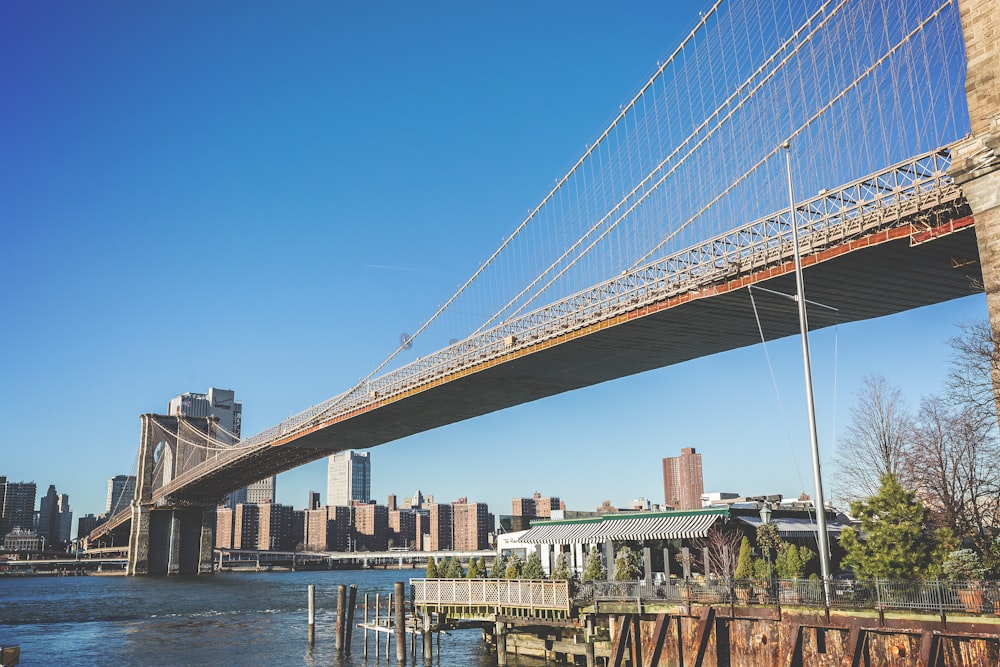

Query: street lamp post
783,141,832,607
758,502,773,584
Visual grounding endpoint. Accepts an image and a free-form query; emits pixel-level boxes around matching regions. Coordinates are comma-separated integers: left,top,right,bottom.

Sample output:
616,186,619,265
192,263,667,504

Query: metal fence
580,578,1000,616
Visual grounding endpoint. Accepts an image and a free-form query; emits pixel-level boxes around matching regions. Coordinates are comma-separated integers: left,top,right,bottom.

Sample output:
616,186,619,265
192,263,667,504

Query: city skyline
1,1,985,527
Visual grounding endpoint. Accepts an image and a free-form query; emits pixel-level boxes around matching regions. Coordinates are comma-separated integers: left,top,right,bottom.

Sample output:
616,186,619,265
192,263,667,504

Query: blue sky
0,1,982,529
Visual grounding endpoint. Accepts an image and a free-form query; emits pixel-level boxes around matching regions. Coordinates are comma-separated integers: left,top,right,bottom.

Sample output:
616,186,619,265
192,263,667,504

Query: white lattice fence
412,579,570,612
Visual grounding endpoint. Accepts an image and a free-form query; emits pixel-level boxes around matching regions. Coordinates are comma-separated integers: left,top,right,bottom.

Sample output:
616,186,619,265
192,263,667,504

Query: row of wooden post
307,581,434,664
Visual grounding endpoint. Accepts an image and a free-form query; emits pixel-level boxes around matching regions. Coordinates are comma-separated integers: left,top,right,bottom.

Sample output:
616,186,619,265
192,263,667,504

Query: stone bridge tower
126,414,219,575
950,0,1000,411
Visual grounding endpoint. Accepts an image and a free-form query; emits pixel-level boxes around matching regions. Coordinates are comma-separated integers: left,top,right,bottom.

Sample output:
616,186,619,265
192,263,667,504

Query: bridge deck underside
170,223,981,502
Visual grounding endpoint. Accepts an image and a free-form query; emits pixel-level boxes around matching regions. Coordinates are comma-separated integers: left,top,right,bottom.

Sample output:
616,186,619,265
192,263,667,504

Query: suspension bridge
87,0,1000,576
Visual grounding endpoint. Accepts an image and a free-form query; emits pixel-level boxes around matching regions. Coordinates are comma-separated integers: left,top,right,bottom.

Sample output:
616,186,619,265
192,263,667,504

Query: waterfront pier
412,577,1000,666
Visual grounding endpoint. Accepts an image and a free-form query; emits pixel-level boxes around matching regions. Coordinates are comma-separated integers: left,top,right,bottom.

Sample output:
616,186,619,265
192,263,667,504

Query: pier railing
411,578,571,617
579,577,1000,616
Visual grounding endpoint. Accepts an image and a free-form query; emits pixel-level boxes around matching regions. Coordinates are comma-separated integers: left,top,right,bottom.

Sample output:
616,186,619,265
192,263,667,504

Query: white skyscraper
167,387,275,506
327,451,371,507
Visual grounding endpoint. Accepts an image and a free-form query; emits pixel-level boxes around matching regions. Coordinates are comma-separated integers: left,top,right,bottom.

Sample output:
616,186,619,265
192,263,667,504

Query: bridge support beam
952,0,1000,414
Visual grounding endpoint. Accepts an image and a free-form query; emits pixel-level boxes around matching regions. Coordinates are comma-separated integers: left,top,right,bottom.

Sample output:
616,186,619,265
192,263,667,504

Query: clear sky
0,1,983,532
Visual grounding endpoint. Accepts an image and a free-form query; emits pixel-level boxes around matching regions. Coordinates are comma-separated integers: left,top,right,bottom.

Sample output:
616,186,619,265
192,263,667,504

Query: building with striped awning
506,509,729,578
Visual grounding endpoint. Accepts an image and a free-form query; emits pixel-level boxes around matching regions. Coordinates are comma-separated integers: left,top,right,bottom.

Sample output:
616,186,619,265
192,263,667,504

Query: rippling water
0,569,549,667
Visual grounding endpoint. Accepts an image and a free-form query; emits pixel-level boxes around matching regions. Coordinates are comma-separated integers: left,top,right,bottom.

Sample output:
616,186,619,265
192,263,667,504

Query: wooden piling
345,584,357,655
385,592,392,656
375,592,381,658
307,584,315,647
335,584,347,654
496,621,508,666
423,612,433,665
363,593,369,656
394,581,407,664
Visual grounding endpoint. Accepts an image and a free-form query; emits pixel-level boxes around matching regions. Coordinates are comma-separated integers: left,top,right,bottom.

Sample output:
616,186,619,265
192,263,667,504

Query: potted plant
943,549,986,613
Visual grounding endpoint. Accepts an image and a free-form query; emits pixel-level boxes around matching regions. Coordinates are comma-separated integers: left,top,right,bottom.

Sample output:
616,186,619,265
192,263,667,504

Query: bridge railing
411,578,571,613
157,147,967,499
339,147,962,413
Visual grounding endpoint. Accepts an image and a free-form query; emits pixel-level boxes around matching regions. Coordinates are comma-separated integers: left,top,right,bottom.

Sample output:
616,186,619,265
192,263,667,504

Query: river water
0,569,550,667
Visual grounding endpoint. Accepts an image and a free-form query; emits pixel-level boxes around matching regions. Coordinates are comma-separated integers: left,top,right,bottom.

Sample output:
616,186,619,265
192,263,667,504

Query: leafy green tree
754,523,781,579
839,473,953,578
735,536,754,580
478,556,488,577
440,557,463,578
425,557,438,579
581,546,606,582
774,543,815,579
942,548,986,580
614,546,642,581
521,553,545,579
466,558,480,579
552,553,572,581
504,554,524,579
489,554,508,578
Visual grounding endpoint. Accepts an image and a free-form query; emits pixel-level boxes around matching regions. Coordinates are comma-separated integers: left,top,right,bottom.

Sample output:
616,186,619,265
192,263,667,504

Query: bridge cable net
229,0,969,448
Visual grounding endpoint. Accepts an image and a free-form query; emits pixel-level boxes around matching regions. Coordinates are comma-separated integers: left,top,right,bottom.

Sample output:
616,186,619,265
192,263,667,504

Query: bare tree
909,395,1000,552
690,524,744,581
833,374,914,502
946,319,1000,426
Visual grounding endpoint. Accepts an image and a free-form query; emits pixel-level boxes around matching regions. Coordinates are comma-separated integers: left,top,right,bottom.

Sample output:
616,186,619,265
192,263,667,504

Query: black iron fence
576,578,1000,616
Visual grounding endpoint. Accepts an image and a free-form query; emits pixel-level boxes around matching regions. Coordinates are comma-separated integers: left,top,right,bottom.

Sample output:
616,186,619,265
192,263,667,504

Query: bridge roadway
93,147,979,540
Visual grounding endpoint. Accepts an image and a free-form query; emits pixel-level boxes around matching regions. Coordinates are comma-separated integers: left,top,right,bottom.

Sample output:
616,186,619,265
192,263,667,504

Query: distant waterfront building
0,478,37,535
167,387,275,507
388,509,416,549
77,513,99,540
38,485,72,548
307,490,321,511
233,503,260,550
327,451,371,507
453,500,492,551
353,503,388,551
510,492,563,531
304,507,334,551
216,506,235,549
258,503,295,551
3,527,43,552
701,492,740,507
662,447,704,510
427,503,453,551
106,475,136,515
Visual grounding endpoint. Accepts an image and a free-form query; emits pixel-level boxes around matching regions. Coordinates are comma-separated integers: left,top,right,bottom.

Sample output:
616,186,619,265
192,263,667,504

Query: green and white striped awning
515,510,726,545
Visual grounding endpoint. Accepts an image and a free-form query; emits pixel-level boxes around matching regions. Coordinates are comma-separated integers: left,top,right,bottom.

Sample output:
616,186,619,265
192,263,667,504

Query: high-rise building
512,492,562,518
453,501,491,551
106,475,136,515
662,447,704,510
307,490,321,511
1,478,37,536
353,503,388,551
388,509,416,549
326,451,371,507
216,506,234,549
38,485,72,549
77,513,99,540
304,506,335,551
233,503,260,550
427,503,453,551
167,387,275,507
258,503,295,551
